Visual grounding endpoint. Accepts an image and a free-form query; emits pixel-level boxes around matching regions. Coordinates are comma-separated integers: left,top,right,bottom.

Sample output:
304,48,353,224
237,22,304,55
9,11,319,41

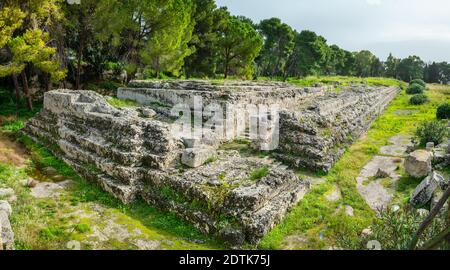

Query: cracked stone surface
380,135,413,157
356,155,403,211
394,110,419,116
30,180,73,199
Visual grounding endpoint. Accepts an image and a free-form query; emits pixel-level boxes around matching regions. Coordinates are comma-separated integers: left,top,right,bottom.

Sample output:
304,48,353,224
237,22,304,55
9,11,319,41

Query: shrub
250,166,269,181
336,206,449,250
437,103,450,120
410,79,426,88
415,120,448,146
406,83,425,95
99,81,123,92
409,94,429,105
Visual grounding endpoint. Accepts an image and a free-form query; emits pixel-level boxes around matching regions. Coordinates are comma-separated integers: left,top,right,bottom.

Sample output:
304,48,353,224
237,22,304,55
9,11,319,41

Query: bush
99,81,124,92
409,94,429,105
337,206,449,250
415,120,448,146
437,103,450,120
410,79,426,88
406,83,425,95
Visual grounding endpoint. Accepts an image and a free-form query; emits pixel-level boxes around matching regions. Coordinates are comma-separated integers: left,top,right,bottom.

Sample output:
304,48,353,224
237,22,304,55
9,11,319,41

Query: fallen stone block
181,147,216,168
410,171,442,207
140,107,156,118
405,150,432,178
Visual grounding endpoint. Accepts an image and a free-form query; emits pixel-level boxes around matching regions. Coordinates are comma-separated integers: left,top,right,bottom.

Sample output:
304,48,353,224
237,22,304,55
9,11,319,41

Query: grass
250,166,269,181
106,97,139,109
258,83,448,250
285,76,404,88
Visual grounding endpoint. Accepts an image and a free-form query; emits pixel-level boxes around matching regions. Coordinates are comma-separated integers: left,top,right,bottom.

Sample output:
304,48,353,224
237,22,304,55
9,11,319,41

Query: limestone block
405,150,432,178
181,147,216,168
410,171,442,207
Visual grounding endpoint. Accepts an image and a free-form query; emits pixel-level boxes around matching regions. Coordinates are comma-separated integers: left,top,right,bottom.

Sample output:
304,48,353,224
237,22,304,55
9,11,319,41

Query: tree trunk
42,73,50,92
12,73,21,109
21,71,33,111
75,42,83,90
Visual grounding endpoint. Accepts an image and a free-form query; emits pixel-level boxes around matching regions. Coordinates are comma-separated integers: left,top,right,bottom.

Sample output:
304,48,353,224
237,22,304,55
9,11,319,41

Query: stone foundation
22,89,309,245
277,86,400,171
22,80,399,245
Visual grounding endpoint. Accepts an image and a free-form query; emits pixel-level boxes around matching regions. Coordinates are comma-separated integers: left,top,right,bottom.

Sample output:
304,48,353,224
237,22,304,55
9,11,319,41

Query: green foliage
409,94,429,105
340,206,448,250
385,53,400,78
99,81,123,92
397,56,425,82
288,30,330,77
287,76,405,88
410,79,426,88
106,98,138,109
0,87,13,104
184,1,229,78
354,50,378,77
424,62,450,84
406,83,425,95
0,1,66,81
415,120,448,146
73,223,91,233
218,16,263,79
250,166,269,181
257,17,295,78
94,0,195,77
436,103,450,120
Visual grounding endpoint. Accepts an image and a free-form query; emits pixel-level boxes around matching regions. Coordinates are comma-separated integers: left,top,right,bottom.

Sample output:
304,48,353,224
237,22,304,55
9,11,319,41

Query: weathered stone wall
118,80,327,110
22,90,309,246
22,81,400,246
276,86,400,171
24,90,181,203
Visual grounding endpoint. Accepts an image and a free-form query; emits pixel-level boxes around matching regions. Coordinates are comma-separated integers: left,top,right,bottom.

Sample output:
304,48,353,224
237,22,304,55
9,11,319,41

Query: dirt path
0,133,29,167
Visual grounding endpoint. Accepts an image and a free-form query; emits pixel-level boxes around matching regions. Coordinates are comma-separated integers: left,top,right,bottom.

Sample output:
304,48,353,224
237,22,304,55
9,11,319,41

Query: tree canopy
1,0,446,111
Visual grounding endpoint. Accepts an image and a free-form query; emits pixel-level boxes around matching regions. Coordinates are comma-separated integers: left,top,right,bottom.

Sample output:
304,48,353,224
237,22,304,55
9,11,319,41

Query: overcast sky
216,0,450,62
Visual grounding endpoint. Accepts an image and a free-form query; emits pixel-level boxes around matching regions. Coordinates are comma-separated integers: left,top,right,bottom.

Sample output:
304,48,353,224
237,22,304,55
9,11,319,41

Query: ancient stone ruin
22,80,400,245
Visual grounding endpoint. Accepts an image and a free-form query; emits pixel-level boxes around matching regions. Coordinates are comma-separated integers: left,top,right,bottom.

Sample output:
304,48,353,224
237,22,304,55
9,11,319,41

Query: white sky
216,0,450,62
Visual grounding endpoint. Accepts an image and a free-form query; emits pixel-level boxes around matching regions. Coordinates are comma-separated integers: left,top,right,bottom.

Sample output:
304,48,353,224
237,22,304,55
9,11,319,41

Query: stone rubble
405,150,432,178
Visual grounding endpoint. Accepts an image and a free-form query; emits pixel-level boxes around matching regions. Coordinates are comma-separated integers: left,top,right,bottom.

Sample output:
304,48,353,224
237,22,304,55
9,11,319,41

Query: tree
341,50,355,76
256,18,294,78
218,16,263,79
385,53,399,78
0,0,66,110
288,30,329,77
326,45,347,75
94,0,195,78
424,62,450,84
397,55,425,82
63,0,103,89
354,50,376,77
370,57,385,77
184,1,229,78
